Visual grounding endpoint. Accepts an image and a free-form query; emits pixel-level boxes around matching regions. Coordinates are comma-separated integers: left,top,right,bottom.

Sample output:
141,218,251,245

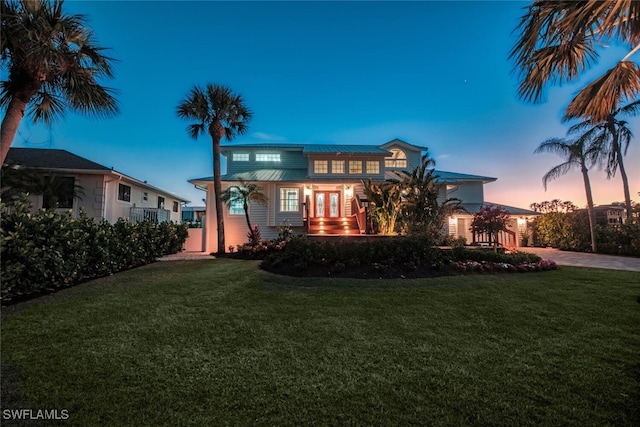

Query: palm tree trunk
211,121,226,254
580,163,597,253
243,200,252,236
0,95,30,165
611,130,633,219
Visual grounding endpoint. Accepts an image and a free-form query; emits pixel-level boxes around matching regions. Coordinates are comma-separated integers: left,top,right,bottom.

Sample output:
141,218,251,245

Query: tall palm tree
0,0,119,164
510,1,640,122
566,100,640,219
176,84,252,254
221,180,268,243
534,135,601,252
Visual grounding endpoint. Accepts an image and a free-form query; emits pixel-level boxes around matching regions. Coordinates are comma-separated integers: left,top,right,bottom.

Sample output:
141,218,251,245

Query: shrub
1,200,188,303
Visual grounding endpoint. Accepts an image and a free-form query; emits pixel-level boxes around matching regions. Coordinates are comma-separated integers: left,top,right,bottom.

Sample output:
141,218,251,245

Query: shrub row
261,237,545,277
1,201,188,303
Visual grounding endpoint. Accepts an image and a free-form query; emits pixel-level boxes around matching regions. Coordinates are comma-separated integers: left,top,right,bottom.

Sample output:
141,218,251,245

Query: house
182,206,206,224
189,139,538,253
3,148,189,223
593,204,627,226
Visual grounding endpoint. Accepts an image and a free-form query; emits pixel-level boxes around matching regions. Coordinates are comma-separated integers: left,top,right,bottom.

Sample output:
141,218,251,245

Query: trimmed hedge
1,201,188,303
261,237,547,278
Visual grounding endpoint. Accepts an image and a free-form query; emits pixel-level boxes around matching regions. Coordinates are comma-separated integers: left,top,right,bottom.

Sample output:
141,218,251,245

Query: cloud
252,132,286,141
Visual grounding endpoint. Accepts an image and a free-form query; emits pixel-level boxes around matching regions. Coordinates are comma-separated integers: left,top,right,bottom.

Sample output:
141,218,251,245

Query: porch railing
130,207,171,223
351,195,369,234
472,229,517,250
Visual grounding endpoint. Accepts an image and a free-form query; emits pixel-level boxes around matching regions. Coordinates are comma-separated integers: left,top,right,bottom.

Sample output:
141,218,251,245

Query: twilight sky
9,1,639,209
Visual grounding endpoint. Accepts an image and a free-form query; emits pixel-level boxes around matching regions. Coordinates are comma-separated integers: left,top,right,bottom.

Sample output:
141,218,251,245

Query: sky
9,1,639,209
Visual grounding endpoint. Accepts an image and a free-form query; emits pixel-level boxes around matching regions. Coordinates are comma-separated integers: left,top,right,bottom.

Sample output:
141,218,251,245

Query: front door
315,191,340,218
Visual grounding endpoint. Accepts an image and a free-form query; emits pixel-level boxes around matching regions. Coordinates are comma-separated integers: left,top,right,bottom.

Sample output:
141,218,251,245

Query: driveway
521,247,640,272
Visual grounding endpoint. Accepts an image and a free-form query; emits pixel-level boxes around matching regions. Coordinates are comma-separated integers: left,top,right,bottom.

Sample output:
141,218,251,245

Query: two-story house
189,139,538,253
4,148,189,223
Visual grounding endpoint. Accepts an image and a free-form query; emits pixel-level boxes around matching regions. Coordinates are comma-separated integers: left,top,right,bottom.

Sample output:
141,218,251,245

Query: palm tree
534,135,600,252
221,180,267,244
176,84,252,254
0,0,119,164
566,100,640,219
362,178,403,235
510,1,640,122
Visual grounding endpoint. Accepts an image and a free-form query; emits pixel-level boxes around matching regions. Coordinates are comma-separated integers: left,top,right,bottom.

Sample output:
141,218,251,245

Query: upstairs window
158,196,165,209
232,153,250,161
385,148,407,168
255,153,281,162
118,183,131,202
366,161,380,174
349,160,362,174
314,160,328,174
331,160,345,174
173,201,179,213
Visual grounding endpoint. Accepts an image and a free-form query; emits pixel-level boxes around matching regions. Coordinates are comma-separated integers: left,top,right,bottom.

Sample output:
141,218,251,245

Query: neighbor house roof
462,202,539,216
5,148,190,202
5,148,111,171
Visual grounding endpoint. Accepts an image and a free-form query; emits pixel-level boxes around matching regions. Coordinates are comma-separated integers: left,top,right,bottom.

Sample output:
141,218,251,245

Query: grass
1,259,639,426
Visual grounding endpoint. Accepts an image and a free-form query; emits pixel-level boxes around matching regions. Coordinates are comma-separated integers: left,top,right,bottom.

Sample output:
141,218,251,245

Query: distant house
593,204,627,226
189,139,538,253
182,206,206,224
3,148,189,223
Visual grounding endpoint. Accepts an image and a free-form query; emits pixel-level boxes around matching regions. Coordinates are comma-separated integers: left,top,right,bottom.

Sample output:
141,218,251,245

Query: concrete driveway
521,247,640,272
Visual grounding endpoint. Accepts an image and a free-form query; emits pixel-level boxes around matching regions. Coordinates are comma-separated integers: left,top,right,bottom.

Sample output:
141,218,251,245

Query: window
349,160,362,174
173,201,179,213
233,153,249,161
143,192,148,201
280,188,299,212
331,160,345,174
43,176,75,209
255,153,281,162
229,188,244,215
366,161,380,174
314,160,328,174
158,196,165,209
385,148,407,168
118,183,131,202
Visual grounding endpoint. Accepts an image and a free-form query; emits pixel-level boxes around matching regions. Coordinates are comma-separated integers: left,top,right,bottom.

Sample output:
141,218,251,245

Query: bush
1,200,188,303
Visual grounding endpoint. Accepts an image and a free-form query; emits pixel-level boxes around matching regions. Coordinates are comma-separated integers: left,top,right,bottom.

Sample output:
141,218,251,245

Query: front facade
4,148,188,223
190,139,538,253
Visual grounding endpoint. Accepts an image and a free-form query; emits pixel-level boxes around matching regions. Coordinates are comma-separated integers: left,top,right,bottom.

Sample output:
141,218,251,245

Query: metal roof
384,169,496,183
461,202,540,216
302,144,389,154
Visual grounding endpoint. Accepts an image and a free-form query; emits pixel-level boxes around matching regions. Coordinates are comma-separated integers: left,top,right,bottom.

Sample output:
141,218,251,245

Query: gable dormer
379,139,427,171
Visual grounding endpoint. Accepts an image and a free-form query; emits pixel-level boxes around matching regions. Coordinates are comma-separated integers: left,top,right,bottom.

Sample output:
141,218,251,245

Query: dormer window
233,153,249,161
385,148,407,168
256,153,281,162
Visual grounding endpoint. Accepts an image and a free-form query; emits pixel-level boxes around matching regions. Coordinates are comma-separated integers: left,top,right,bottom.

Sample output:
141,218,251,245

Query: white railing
130,207,171,223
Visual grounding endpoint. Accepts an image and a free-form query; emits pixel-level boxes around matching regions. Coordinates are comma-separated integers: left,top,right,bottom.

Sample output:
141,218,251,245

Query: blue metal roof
384,170,496,183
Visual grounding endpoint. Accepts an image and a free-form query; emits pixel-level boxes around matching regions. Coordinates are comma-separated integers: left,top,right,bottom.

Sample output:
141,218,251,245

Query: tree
398,154,464,237
470,205,511,253
534,134,600,252
566,100,640,219
0,0,119,164
362,178,403,235
176,84,252,254
220,180,267,245
510,1,640,123
1,164,84,208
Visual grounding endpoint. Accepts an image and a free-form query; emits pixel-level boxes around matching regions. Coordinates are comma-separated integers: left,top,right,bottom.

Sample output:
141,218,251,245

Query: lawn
1,259,639,426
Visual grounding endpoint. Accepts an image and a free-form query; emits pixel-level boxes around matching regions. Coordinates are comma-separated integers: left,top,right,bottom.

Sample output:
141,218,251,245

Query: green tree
176,84,252,254
0,0,119,164
1,164,84,208
510,1,640,123
567,100,640,219
398,154,464,237
534,135,600,252
221,180,267,244
470,205,511,253
362,178,403,235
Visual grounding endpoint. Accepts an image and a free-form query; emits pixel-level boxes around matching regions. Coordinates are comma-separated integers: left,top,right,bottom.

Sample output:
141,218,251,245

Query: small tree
471,205,511,252
220,180,267,245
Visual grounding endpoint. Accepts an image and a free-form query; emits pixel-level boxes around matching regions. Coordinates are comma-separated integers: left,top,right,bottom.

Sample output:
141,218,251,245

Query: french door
315,191,340,218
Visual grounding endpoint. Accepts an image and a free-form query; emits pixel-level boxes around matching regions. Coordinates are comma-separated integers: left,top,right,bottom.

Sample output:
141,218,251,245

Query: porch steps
307,216,361,235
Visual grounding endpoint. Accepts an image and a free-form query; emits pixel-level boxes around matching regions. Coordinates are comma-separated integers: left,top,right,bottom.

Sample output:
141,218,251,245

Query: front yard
1,260,639,426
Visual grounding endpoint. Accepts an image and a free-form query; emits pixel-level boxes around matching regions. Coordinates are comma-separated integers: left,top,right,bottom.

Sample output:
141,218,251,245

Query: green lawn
1,260,639,426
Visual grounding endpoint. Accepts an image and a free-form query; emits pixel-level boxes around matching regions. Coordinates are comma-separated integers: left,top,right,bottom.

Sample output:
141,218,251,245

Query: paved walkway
157,252,215,261
521,247,640,272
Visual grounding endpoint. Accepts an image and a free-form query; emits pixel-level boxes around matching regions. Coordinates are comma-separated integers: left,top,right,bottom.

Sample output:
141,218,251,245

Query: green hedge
1,201,188,303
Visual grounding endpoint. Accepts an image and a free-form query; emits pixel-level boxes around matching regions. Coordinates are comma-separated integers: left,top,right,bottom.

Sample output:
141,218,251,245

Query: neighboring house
592,204,627,226
182,206,206,224
190,139,538,253
3,148,189,223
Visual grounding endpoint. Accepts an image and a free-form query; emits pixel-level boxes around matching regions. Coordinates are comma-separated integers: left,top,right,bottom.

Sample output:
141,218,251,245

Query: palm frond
564,61,640,122
541,161,574,190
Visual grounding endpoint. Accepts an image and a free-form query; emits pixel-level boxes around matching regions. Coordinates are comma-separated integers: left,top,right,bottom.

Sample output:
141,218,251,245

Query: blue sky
11,1,639,209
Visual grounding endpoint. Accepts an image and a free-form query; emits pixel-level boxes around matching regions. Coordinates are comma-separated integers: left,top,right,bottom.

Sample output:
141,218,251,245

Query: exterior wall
103,177,182,223
444,181,484,206
225,149,307,174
